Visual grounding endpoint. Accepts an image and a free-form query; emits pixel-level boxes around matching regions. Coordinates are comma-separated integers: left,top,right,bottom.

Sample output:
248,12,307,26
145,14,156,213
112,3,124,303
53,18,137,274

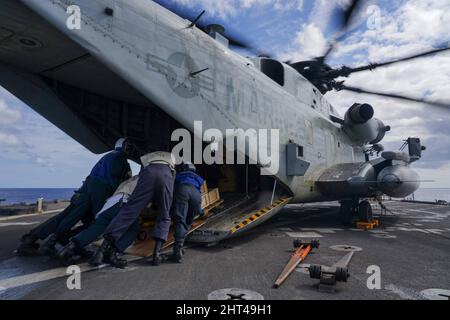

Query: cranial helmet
140,151,176,171
115,138,128,151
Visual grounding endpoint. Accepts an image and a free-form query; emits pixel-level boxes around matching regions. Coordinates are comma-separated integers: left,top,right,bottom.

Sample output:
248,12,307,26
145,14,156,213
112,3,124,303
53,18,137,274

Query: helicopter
0,0,448,243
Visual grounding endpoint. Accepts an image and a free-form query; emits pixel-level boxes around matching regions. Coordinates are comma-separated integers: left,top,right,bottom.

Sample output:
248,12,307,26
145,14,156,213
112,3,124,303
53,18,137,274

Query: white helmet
115,138,128,151
141,151,176,171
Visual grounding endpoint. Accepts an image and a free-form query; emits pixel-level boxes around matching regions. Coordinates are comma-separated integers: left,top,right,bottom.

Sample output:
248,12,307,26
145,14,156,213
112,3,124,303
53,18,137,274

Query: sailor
169,162,204,263
58,175,140,268
90,151,175,267
17,138,132,256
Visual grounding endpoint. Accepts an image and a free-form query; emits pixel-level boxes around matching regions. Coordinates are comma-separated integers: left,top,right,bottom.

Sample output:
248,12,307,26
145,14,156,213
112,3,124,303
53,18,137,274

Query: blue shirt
175,171,204,192
90,151,130,191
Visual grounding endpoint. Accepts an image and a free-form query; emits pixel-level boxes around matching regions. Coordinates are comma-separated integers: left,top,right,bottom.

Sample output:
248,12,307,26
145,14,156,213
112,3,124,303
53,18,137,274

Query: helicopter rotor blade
340,85,450,110
319,0,363,62
337,46,450,77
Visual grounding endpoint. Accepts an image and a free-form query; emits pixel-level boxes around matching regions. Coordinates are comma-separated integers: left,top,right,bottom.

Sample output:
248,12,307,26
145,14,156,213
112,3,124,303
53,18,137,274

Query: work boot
59,240,93,263
17,234,39,256
39,234,58,257
151,239,164,266
169,241,184,264
89,237,113,267
104,248,128,269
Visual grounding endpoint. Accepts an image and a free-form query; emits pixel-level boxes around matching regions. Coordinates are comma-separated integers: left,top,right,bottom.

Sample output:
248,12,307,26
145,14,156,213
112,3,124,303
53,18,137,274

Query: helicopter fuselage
0,0,419,205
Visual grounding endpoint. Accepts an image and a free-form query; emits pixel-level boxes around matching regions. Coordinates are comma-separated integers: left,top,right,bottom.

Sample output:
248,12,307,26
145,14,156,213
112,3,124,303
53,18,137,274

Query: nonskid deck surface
0,201,449,300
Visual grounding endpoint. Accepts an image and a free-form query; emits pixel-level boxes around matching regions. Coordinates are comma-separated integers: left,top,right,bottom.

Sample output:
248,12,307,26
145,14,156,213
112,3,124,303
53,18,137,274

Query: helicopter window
261,59,285,87
297,146,304,158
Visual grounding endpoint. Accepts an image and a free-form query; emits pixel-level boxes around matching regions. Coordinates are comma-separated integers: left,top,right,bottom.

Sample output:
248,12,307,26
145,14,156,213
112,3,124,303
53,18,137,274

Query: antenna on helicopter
188,10,206,29
154,0,265,55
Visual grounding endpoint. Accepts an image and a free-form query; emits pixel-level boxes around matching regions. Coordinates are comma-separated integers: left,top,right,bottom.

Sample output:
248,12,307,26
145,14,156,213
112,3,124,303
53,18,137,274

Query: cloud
0,132,21,146
0,87,101,183
169,0,304,19
282,22,328,60
0,99,21,125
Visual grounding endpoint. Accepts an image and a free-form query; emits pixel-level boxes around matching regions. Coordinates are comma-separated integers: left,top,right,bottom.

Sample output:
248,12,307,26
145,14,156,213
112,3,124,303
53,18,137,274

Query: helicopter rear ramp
188,196,292,244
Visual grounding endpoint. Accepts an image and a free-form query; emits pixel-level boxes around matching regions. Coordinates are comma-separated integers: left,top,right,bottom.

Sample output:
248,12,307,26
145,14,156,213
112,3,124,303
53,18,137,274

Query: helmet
140,151,176,171
115,138,128,152
177,161,197,173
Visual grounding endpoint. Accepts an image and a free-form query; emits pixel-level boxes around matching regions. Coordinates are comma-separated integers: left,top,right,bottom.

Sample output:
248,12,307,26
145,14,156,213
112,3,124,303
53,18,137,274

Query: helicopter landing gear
339,198,373,225
358,200,373,223
339,199,357,226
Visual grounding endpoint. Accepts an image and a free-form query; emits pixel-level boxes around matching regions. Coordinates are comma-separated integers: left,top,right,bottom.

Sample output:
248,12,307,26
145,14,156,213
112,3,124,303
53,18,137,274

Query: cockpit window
261,59,284,87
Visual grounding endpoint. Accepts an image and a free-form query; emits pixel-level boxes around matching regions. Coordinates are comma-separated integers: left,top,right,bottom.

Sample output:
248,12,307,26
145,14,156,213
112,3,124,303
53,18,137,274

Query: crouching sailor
58,175,140,268
18,138,132,256
90,151,175,267
169,162,204,263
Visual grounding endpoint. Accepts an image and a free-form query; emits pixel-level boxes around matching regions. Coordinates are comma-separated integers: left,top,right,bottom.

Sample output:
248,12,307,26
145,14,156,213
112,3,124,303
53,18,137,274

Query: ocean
411,188,450,203
0,188,76,205
0,188,449,206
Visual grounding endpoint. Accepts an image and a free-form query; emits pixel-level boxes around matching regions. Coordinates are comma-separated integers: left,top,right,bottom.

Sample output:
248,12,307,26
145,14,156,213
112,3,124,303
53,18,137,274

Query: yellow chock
356,220,380,230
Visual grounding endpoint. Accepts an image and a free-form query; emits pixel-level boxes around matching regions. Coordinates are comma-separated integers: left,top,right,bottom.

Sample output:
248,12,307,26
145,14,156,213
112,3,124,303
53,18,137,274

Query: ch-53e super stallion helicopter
1,0,449,244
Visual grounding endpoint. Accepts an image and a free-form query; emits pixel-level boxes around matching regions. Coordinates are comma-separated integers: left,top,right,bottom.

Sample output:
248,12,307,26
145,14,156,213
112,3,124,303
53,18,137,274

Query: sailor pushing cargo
169,162,204,263
17,138,132,256
90,152,176,267
58,175,141,268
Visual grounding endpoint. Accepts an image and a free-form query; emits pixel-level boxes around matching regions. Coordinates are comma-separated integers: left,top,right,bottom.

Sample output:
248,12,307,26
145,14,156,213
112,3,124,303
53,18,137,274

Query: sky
0,0,449,188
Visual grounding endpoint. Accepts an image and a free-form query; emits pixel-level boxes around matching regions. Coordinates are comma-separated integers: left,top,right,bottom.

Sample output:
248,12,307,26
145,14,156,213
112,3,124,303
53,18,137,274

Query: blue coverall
72,202,140,252
170,171,204,243
26,150,130,242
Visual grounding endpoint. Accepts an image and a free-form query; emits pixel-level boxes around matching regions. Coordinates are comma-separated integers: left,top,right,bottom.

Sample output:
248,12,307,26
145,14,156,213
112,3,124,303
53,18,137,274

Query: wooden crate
207,188,220,205
201,188,221,211
201,193,209,209
201,181,208,194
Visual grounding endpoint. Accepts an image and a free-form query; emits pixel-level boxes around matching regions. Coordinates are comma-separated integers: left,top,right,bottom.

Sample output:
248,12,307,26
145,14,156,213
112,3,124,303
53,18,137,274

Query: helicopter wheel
358,201,373,223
